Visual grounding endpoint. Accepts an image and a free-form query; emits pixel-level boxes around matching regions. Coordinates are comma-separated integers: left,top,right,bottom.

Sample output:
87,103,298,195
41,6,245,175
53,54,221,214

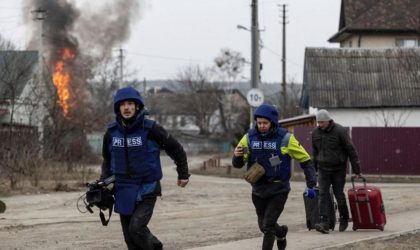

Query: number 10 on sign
246,88,264,107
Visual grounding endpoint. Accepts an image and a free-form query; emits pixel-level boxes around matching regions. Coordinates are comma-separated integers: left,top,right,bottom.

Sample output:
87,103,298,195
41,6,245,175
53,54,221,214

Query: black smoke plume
23,0,142,117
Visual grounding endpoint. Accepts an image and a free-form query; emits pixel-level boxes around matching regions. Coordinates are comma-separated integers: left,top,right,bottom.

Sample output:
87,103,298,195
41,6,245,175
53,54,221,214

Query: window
396,38,418,48
180,116,186,127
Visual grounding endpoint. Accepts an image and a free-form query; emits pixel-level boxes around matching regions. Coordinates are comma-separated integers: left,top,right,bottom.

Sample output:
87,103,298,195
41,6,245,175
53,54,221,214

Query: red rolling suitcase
348,176,386,231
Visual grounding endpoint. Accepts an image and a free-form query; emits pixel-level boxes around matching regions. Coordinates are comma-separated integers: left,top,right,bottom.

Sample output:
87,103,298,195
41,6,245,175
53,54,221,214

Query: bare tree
167,49,249,139
43,48,140,174
212,48,246,82
147,49,248,144
370,109,412,127
0,34,14,50
41,54,116,173
283,80,304,118
210,48,249,143
87,57,121,130
173,65,220,135
267,78,303,119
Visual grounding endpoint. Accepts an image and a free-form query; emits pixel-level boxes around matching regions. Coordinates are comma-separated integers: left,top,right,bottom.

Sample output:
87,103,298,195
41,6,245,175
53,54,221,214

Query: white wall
13,77,45,128
340,34,420,48
311,108,420,127
4,79,37,126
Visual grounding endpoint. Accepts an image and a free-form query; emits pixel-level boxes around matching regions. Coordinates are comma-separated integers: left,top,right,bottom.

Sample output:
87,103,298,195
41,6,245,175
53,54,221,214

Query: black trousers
252,192,289,250
120,197,161,250
318,168,349,222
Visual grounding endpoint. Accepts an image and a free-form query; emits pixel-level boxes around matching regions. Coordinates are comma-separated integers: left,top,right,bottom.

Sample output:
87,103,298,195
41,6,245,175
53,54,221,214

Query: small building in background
301,47,420,127
279,114,316,132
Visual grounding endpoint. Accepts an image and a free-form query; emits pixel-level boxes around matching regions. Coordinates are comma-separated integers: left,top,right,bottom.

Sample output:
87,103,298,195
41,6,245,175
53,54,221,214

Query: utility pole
279,4,288,110
32,8,46,82
143,77,147,96
31,7,46,157
251,0,260,89
118,48,124,87
249,0,262,128
240,1,264,128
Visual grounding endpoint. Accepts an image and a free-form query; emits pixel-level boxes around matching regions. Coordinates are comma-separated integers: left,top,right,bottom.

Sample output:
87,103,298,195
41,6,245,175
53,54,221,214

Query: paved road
1,155,419,250
188,208,420,250
187,156,420,250
186,157,420,250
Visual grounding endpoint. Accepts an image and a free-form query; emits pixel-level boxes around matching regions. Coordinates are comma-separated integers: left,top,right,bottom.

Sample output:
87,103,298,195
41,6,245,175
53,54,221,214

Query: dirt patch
0,165,96,197
327,231,420,250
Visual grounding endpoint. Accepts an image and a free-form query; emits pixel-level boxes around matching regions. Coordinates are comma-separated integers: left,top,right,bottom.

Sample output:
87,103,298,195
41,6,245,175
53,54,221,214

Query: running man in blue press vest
100,86,190,250
232,104,317,250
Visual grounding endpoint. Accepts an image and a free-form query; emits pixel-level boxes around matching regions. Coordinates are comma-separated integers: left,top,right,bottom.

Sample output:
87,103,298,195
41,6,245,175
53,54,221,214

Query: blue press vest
108,118,162,183
247,127,292,182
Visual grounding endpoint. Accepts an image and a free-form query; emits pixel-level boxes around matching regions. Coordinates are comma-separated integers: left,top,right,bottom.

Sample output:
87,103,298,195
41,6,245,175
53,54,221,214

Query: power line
0,7,20,10
126,50,207,63
0,15,20,20
261,44,302,69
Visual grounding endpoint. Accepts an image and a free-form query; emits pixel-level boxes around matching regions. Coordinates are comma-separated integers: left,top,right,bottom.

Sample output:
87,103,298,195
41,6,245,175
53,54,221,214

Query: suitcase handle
350,175,374,225
351,175,367,190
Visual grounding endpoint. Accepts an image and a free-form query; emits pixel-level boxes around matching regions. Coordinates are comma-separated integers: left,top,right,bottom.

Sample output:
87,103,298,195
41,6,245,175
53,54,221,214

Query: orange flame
53,48,75,116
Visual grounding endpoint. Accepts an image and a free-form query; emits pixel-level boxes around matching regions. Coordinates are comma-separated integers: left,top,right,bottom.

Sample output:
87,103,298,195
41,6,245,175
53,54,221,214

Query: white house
301,0,420,127
301,48,420,127
0,50,52,139
1,51,39,125
329,0,420,49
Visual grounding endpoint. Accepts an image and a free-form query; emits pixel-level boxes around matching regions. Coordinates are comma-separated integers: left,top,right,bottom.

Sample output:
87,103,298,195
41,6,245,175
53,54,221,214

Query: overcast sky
0,0,341,83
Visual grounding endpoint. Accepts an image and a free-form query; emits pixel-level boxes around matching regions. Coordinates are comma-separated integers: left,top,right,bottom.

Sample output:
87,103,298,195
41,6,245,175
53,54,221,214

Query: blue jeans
318,168,349,222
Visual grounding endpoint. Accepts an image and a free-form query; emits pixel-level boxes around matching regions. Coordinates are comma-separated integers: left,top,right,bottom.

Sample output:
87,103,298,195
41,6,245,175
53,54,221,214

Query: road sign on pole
246,88,264,107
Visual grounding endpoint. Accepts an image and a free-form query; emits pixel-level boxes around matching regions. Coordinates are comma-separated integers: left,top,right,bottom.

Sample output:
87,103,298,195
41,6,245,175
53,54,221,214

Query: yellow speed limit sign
246,88,264,107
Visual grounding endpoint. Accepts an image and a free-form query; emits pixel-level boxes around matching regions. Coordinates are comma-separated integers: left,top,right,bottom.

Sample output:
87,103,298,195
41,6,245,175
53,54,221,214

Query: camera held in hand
79,175,115,226
86,175,115,212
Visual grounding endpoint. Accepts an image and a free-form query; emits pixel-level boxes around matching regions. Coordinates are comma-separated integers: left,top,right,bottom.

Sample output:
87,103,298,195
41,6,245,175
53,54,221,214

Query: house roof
301,47,420,109
329,0,420,42
0,51,38,101
279,114,316,129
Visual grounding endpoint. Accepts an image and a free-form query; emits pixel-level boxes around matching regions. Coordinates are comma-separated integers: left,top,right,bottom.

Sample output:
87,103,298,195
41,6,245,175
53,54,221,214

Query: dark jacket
312,121,361,174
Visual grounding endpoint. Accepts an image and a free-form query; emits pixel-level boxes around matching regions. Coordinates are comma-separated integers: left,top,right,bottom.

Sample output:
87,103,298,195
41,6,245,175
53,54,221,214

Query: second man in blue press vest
232,104,317,250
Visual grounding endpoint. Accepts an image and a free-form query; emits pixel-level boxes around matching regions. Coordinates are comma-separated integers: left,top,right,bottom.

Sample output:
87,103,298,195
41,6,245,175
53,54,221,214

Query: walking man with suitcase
312,109,361,234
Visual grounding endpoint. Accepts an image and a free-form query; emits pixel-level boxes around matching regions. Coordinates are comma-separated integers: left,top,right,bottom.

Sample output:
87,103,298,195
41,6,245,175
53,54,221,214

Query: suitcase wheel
306,220,314,230
380,204,385,213
353,226,357,231
329,221,335,231
380,225,384,231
